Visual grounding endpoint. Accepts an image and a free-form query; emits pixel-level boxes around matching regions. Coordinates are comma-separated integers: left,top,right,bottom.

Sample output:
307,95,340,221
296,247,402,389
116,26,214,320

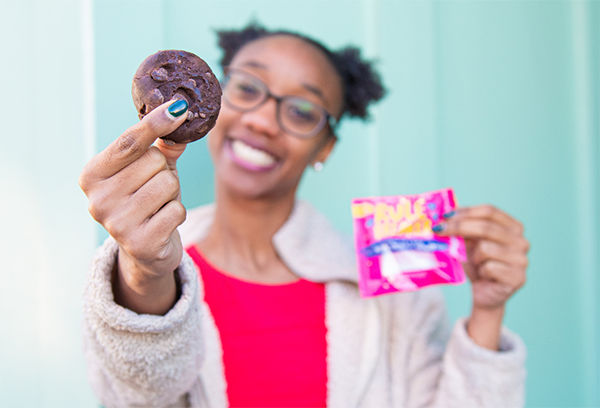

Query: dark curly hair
216,22,386,123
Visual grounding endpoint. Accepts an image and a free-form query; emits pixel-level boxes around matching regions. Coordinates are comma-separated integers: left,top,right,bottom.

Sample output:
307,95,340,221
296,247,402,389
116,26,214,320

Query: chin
216,173,299,203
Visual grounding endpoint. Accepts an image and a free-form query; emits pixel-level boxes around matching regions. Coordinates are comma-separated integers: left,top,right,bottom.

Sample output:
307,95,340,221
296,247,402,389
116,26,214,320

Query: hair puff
215,22,386,123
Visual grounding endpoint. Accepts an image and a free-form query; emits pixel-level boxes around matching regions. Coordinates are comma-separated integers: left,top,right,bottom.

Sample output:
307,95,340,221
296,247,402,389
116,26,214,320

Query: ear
311,135,337,167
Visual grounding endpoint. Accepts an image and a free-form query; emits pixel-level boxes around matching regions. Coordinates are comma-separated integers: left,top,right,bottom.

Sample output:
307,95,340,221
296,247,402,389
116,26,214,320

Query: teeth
232,140,276,167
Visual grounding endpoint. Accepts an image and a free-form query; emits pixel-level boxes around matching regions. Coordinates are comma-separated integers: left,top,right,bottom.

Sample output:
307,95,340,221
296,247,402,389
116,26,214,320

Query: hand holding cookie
79,51,222,315
79,100,190,315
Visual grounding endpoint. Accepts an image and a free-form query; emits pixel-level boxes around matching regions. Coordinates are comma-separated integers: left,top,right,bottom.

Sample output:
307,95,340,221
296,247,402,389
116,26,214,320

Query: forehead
228,35,343,112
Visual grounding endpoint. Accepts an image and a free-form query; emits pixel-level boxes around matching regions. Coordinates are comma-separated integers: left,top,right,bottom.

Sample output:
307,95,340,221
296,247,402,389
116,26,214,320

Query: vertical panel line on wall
429,1,443,189
571,1,600,406
81,0,96,162
363,0,381,196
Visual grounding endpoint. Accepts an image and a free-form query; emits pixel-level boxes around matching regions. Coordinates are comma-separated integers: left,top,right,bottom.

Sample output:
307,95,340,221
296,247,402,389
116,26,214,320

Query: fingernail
167,99,188,118
443,211,455,219
432,223,445,233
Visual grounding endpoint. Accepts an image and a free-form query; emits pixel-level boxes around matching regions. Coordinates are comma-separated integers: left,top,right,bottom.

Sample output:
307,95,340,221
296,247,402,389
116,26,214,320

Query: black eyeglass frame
220,67,338,139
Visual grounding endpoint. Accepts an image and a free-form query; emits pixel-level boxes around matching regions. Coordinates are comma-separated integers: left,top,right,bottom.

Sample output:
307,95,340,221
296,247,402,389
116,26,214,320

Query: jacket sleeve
82,237,204,407
402,289,526,408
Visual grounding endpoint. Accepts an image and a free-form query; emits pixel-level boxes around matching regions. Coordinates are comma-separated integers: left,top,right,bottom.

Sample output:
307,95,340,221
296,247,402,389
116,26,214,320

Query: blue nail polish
432,224,445,233
168,99,188,117
443,210,455,219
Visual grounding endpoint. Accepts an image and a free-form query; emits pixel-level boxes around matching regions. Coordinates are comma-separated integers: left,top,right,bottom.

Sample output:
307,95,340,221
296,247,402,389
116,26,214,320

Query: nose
238,96,281,138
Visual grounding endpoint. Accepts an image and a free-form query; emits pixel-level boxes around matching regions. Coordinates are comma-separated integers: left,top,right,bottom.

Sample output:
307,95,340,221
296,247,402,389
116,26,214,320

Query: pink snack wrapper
352,188,467,298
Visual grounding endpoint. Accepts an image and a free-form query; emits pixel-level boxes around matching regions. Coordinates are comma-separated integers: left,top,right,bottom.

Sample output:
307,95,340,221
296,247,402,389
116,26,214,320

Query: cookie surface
132,50,222,143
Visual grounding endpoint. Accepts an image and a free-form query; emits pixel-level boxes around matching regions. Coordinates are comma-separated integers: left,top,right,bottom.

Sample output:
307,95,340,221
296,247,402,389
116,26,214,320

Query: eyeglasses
221,68,338,139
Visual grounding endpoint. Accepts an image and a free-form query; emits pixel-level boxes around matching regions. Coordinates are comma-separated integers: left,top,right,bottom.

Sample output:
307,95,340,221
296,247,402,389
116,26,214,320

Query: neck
214,188,295,245
198,185,299,283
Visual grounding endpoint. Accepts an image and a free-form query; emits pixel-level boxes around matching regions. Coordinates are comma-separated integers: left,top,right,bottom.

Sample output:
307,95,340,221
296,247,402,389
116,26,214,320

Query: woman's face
208,35,344,201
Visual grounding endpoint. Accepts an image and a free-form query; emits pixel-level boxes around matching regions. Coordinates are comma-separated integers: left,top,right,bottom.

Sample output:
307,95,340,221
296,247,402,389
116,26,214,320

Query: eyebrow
240,61,268,70
302,84,327,104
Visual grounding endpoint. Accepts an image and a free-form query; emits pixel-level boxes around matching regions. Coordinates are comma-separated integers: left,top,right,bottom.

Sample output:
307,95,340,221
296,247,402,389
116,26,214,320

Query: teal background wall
0,0,98,406
1,0,598,407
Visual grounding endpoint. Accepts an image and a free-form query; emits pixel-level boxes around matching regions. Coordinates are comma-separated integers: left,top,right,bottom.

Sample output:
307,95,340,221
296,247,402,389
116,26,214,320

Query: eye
285,99,321,124
235,82,261,99
226,73,264,102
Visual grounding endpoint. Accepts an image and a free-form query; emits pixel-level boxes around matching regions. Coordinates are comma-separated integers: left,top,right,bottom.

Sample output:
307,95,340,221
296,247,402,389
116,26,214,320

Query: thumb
155,138,187,171
151,98,189,170
140,98,188,143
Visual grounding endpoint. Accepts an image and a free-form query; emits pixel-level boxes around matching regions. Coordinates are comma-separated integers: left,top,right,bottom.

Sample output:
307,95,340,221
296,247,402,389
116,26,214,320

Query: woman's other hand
436,205,529,350
79,100,189,315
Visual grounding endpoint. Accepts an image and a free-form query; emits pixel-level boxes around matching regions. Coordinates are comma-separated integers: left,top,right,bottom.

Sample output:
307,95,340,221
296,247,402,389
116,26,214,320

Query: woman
80,24,528,407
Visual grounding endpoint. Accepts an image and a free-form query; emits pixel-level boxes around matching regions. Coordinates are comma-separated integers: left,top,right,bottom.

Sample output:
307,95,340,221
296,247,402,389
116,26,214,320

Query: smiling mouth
230,139,277,169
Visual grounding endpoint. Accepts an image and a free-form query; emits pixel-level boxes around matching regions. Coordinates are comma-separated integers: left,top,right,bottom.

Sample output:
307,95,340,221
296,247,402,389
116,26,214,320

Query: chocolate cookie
132,50,222,143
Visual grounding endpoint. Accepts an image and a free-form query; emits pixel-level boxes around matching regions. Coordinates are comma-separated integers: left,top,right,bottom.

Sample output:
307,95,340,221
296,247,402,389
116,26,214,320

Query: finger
462,261,478,283
128,200,186,260
469,240,530,269
81,99,188,184
103,146,168,197
454,205,524,235
100,168,180,241
478,260,527,290
471,280,514,309
154,138,187,172
130,169,181,218
146,200,187,234
84,147,170,225
122,202,185,268
438,218,514,245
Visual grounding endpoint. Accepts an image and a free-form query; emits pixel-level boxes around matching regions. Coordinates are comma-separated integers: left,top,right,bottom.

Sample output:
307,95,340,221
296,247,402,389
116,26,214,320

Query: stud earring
314,162,323,172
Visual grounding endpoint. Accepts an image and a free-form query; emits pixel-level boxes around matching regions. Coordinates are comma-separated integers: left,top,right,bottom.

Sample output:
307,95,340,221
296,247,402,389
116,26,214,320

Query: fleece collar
179,200,358,284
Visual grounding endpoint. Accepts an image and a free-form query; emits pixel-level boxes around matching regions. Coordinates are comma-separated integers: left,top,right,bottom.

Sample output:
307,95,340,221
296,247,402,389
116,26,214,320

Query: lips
227,138,278,171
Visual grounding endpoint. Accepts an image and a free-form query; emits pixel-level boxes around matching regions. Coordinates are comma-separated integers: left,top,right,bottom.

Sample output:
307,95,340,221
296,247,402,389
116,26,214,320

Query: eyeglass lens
223,70,328,138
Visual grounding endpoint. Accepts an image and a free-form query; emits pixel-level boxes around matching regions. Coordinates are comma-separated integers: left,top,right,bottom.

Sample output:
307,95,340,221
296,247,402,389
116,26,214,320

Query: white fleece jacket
83,200,526,408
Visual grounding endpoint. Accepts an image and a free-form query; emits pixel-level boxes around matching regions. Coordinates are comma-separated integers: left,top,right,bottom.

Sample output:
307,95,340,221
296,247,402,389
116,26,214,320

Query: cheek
208,106,239,150
305,133,333,160
287,137,327,168
211,104,235,134
206,131,218,160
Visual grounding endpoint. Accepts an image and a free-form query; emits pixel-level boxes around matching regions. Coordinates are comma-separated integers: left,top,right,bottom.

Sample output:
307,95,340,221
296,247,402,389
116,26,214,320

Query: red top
186,245,328,408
